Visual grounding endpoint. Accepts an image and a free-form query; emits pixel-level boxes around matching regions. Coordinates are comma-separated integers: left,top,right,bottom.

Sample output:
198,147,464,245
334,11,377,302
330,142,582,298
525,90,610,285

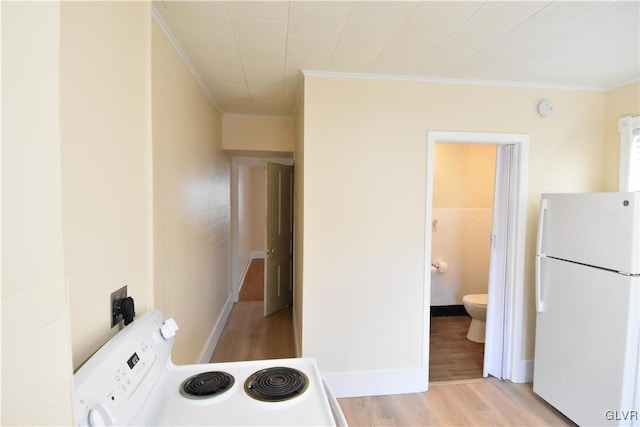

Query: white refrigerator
534,192,640,427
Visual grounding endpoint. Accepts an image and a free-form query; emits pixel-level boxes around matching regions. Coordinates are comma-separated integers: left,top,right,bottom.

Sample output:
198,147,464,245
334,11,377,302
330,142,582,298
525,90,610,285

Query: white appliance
73,310,347,426
534,192,640,426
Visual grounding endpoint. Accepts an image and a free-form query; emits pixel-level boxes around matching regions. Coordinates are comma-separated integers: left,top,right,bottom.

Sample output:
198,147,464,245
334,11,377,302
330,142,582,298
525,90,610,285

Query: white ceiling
154,1,640,117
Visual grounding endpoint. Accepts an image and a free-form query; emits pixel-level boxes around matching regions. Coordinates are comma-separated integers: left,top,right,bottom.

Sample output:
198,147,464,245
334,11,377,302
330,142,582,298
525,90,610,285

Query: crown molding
151,4,221,113
301,69,610,93
606,78,640,91
223,113,293,120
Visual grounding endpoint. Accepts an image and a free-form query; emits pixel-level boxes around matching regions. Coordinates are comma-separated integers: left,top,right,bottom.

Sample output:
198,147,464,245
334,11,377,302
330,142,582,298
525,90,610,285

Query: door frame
230,155,293,302
423,131,530,387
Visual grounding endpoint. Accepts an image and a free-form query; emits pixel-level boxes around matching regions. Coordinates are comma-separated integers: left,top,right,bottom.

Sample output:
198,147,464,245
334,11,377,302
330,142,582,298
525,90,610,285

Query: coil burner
244,367,309,402
180,371,235,399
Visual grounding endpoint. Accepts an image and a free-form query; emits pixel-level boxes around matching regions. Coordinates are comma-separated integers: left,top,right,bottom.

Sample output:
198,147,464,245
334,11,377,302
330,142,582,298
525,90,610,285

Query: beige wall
238,166,253,270
433,144,496,208
223,114,295,152
60,1,152,370
1,2,74,424
152,20,231,365
300,74,606,384
250,166,267,252
4,7,233,424
238,164,266,273
603,81,640,191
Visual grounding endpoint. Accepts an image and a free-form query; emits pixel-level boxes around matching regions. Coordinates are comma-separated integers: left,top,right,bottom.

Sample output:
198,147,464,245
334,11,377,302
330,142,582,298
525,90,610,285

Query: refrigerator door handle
535,198,548,313
536,198,548,255
535,255,545,313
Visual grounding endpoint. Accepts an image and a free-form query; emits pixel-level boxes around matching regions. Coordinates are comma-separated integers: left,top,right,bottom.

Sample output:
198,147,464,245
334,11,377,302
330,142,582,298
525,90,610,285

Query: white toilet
462,294,487,343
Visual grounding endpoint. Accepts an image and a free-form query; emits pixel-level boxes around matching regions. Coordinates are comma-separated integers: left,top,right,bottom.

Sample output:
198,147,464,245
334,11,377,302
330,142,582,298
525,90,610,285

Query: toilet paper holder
431,261,448,273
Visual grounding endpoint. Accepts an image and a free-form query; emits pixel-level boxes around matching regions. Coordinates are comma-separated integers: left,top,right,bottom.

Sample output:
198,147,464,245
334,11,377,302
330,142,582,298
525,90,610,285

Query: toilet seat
463,294,487,307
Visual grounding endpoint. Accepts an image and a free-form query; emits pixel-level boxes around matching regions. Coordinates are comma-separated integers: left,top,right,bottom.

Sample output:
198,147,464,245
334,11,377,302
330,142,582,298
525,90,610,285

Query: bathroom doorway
423,131,529,387
429,142,496,382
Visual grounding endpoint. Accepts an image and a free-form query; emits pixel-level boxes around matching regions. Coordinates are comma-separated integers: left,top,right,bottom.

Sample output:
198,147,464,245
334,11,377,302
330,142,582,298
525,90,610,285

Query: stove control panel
73,310,175,426
115,339,156,398
76,340,157,426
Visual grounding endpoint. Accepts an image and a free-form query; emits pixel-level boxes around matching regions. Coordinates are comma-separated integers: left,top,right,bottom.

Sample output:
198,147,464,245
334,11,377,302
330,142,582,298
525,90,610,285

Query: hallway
210,258,295,363
209,301,294,363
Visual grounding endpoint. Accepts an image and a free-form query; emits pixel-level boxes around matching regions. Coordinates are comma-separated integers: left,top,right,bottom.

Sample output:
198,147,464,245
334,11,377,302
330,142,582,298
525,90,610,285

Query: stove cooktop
133,358,335,426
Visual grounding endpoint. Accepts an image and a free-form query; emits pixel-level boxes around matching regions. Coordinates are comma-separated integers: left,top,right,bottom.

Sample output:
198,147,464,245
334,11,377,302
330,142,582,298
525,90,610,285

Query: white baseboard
324,359,533,399
197,293,234,364
322,368,428,398
251,250,265,259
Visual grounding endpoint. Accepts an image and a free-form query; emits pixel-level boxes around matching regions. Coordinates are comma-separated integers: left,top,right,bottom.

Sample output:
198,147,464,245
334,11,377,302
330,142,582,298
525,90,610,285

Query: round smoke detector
537,99,554,117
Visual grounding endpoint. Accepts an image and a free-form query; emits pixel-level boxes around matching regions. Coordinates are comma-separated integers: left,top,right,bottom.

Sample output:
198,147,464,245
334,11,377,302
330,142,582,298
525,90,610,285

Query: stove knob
160,318,179,340
87,403,114,427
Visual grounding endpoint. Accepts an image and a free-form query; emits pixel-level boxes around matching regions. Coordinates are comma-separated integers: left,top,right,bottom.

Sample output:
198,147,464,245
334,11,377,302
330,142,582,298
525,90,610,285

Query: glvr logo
605,410,639,421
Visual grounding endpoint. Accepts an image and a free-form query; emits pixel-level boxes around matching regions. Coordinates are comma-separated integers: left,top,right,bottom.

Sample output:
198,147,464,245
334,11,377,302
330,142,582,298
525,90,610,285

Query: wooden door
264,162,294,316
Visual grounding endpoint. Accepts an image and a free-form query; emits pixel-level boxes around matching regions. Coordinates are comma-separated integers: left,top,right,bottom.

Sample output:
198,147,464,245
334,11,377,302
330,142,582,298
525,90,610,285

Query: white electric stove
73,309,347,426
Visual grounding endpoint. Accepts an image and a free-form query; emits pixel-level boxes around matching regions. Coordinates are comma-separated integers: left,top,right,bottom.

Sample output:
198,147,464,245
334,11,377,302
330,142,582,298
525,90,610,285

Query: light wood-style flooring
211,258,294,362
210,261,574,426
429,315,484,382
339,380,574,426
238,258,264,301
209,301,294,362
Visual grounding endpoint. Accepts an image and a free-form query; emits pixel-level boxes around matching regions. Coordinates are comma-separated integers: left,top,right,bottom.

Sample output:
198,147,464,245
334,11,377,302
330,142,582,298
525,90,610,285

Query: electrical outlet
110,285,128,328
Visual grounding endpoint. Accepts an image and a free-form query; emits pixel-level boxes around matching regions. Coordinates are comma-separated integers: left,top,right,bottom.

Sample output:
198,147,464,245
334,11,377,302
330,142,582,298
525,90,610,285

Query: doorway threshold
429,376,499,387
